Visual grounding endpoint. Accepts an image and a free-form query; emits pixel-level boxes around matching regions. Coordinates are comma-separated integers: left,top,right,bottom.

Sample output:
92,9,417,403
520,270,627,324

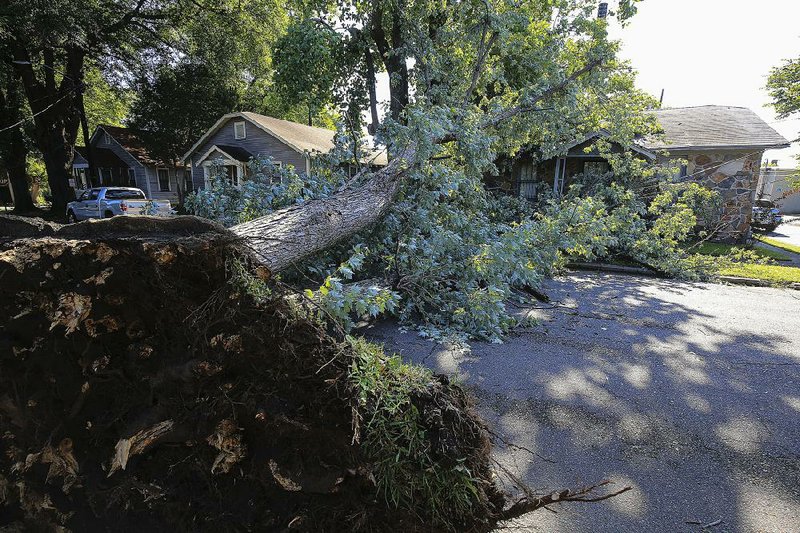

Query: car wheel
104,210,115,219
66,211,78,223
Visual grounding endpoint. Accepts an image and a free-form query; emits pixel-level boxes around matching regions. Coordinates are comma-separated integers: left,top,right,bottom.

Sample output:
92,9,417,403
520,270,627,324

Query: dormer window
234,121,246,140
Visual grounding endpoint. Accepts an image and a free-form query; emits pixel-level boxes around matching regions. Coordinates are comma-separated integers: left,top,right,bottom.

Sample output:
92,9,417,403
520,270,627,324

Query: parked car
66,187,172,222
751,199,783,232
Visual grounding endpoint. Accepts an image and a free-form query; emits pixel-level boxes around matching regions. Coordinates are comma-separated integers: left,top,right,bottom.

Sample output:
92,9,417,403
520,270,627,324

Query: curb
718,275,800,290
568,262,800,291
566,262,659,277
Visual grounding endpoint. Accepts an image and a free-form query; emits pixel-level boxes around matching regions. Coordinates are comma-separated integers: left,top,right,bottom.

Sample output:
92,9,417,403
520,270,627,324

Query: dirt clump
0,216,508,532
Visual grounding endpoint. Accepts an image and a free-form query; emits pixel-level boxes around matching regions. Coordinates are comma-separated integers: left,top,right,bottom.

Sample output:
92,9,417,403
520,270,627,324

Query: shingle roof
74,146,130,168
181,112,388,166
98,125,160,165
644,106,790,151
240,112,336,154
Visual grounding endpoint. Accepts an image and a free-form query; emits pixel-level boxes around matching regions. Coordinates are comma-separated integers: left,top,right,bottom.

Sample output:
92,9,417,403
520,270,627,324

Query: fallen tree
0,215,629,531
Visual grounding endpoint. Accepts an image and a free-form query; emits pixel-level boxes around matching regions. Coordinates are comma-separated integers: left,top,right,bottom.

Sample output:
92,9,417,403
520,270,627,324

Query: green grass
692,242,792,262
720,263,800,284
348,337,484,527
753,235,800,255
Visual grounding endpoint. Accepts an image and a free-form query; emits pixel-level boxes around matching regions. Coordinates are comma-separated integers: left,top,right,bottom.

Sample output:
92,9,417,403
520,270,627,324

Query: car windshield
105,189,146,200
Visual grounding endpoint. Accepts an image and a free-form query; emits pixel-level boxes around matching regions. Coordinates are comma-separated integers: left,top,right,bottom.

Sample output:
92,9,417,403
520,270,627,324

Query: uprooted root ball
0,215,507,532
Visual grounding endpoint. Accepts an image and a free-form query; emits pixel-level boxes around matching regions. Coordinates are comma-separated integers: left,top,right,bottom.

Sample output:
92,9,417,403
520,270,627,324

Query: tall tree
131,62,239,164
273,21,340,126
130,62,240,203
767,56,800,186
2,0,179,213
767,57,800,123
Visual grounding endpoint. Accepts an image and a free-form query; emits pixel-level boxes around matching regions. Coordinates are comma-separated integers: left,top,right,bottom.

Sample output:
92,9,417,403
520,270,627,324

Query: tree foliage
180,0,733,343
766,56,800,181
767,57,800,122
130,63,240,165
273,21,341,125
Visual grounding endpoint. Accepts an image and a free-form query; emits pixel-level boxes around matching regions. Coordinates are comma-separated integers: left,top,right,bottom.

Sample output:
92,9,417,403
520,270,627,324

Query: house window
100,168,113,184
157,168,170,192
517,162,537,200
128,168,137,187
234,121,246,140
103,132,112,145
184,170,193,192
225,165,239,187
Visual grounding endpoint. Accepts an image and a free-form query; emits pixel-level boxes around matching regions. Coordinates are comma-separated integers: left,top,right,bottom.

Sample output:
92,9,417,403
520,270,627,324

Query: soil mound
0,216,506,531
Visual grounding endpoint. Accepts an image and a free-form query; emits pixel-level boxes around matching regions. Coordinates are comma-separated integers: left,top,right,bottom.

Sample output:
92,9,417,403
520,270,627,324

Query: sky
609,0,800,167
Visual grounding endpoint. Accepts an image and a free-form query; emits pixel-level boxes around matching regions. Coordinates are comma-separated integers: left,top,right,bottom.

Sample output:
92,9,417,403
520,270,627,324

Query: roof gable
92,125,159,166
561,130,657,160
181,112,335,163
197,145,253,165
644,106,790,151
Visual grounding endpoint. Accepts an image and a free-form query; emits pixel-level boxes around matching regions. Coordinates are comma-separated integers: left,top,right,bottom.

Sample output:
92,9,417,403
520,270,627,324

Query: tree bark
364,45,380,135
12,44,82,214
75,75,96,187
370,1,409,123
231,148,413,273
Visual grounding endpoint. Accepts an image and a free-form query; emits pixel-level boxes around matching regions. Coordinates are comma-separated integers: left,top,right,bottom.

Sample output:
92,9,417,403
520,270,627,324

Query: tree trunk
231,148,412,274
370,1,410,123
12,44,82,215
8,144,33,212
75,78,96,186
39,125,77,214
364,45,380,134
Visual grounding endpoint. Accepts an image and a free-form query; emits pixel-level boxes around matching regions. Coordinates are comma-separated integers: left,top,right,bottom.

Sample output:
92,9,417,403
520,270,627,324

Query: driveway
766,215,800,249
364,273,800,532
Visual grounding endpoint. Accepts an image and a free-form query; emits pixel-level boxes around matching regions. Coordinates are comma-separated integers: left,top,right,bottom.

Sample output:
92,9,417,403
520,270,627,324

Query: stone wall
676,150,764,243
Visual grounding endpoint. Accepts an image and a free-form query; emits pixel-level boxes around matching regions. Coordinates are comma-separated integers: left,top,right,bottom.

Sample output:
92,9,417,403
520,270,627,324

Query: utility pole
659,89,665,106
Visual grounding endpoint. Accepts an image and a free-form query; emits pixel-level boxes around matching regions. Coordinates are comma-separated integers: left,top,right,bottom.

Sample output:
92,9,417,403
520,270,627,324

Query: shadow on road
365,273,800,532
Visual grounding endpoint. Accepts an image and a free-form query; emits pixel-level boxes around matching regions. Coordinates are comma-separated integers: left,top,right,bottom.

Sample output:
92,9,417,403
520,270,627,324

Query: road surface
364,273,800,532
767,215,800,249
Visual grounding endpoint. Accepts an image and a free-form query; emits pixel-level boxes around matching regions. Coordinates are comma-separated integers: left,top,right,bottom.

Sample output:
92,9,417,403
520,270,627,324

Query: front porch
196,145,254,188
72,147,136,189
488,133,656,200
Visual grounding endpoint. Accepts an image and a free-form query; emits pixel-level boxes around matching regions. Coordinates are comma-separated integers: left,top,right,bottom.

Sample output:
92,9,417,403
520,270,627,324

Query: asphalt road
364,273,800,532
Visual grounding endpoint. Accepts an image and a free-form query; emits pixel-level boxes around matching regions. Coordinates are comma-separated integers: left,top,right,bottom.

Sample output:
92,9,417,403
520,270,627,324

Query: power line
0,86,79,134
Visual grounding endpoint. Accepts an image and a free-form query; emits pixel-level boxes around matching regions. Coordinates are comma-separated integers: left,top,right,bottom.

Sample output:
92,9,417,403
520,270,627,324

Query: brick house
490,106,790,242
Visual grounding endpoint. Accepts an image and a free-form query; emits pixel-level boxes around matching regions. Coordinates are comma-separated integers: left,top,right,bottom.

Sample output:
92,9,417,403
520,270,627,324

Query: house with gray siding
72,125,187,203
181,112,386,190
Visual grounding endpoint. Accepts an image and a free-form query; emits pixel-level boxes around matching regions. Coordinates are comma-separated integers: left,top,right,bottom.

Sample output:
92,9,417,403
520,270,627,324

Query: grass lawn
753,234,800,255
692,242,792,262
720,263,800,284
